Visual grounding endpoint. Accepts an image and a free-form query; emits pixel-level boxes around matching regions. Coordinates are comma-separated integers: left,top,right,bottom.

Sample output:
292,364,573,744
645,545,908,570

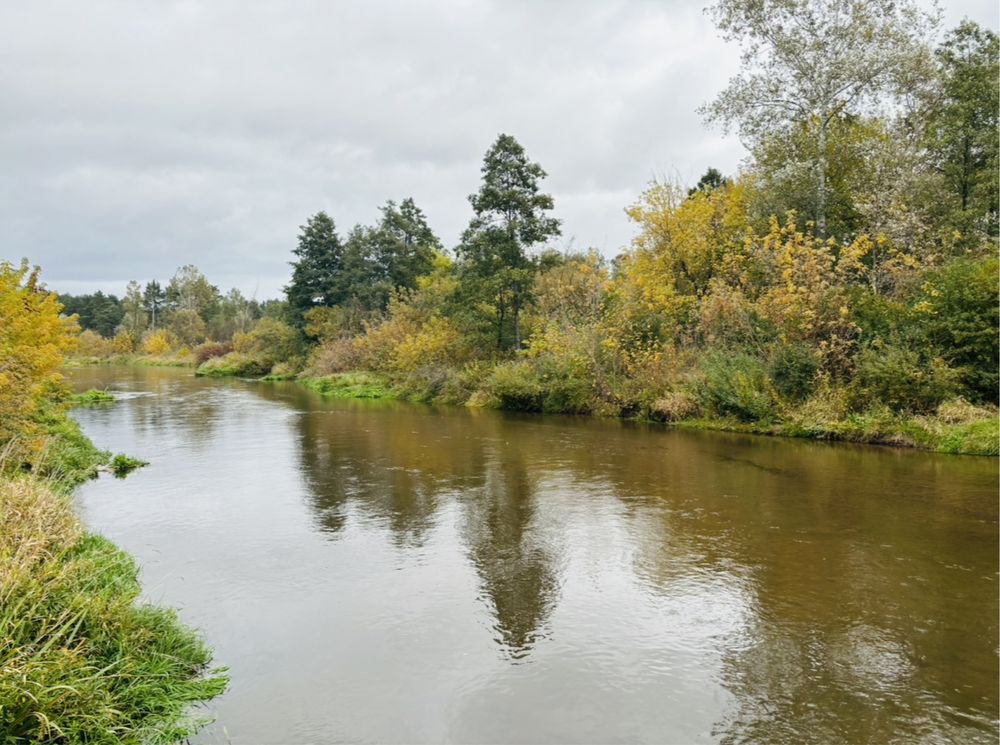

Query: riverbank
63,358,998,455
65,354,194,368
0,404,226,742
290,371,999,456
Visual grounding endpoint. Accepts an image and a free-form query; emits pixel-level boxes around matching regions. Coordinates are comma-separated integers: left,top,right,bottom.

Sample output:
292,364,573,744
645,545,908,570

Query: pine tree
285,212,344,326
458,134,561,350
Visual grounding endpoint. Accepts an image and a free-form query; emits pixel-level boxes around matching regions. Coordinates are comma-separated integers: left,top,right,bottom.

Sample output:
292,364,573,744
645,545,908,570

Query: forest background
48,3,1000,455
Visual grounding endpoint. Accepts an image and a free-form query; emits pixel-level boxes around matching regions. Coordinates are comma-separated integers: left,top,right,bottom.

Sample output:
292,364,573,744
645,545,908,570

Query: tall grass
0,475,228,743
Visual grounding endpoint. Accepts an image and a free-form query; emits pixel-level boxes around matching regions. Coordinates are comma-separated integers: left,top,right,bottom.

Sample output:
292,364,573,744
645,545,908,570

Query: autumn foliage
0,260,77,459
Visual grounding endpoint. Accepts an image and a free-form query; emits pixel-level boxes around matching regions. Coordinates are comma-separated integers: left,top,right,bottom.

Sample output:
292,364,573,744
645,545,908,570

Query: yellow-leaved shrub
0,261,76,455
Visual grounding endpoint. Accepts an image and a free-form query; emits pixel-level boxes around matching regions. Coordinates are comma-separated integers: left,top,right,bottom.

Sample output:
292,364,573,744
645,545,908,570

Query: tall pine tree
285,212,344,326
458,134,561,350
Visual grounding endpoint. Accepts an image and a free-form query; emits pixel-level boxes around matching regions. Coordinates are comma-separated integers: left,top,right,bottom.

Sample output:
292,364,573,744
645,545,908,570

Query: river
67,366,998,744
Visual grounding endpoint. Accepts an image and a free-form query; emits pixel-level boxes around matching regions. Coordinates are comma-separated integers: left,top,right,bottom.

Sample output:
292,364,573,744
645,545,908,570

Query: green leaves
286,201,441,329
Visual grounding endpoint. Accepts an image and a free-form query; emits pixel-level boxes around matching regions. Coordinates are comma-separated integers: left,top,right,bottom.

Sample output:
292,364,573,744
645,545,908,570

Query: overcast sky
2,0,996,299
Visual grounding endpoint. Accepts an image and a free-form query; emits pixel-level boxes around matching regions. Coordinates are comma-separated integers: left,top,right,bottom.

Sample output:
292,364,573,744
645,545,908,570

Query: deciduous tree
702,0,937,238
925,20,999,241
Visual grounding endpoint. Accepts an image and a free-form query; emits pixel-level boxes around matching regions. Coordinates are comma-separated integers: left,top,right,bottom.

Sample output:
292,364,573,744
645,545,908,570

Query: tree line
62,1,998,450
59,266,285,352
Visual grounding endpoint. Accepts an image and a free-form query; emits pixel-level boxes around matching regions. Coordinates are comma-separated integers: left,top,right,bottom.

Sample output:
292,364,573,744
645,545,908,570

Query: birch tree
701,0,937,238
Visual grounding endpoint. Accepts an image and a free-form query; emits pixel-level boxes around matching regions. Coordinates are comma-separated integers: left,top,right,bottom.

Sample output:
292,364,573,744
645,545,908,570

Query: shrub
111,331,136,354
482,361,546,412
392,316,468,372
0,261,75,460
306,336,363,376
74,329,114,358
786,382,852,435
482,357,594,414
914,256,999,403
354,304,424,372
140,329,179,356
853,343,959,413
394,365,454,403
233,318,301,369
195,352,269,378
935,397,996,424
266,360,302,380
692,351,778,422
768,343,820,402
193,341,233,366
651,391,699,421
606,345,697,418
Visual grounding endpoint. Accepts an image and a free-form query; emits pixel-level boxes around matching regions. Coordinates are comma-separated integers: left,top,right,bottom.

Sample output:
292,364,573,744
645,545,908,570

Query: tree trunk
961,133,971,211
513,300,521,350
817,120,828,239
496,302,505,351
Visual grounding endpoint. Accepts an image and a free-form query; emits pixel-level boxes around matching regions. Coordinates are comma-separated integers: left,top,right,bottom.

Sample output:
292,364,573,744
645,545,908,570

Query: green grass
0,391,221,740
926,416,999,455
110,454,149,478
70,389,116,407
673,410,999,455
65,355,194,368
31,405,111,490
0,476,227,743
299,372,395,400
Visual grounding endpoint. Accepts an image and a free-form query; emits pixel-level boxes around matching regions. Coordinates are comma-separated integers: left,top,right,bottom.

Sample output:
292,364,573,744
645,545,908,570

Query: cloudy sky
2,0,996,299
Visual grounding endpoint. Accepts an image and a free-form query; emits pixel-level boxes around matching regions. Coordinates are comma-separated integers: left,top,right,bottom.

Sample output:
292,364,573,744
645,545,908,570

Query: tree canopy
458,133,561,350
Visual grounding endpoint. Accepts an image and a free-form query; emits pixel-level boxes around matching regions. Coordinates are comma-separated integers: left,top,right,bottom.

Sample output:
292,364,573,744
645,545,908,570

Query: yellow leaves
533,251,609,327
140,329,177,356
0,260,75,450
621,179,750,312
391,316,466,372
837,231,924,296
303,306,345,343
112,332,135,354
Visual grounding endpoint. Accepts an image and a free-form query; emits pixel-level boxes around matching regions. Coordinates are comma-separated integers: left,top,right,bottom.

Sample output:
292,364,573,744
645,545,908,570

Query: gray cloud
1,0,995,298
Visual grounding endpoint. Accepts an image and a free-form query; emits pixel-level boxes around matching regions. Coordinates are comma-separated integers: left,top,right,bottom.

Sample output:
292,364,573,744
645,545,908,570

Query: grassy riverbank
1,472,227,743
0,409,227,743
1,260,226,743
65,354,194,368
292,371,998,455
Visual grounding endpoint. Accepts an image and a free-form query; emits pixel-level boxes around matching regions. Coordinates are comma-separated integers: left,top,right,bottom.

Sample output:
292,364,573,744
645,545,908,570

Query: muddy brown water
67,366,998,744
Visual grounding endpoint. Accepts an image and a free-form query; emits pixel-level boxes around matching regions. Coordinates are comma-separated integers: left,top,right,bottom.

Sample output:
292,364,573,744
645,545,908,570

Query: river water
67,366,998,744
